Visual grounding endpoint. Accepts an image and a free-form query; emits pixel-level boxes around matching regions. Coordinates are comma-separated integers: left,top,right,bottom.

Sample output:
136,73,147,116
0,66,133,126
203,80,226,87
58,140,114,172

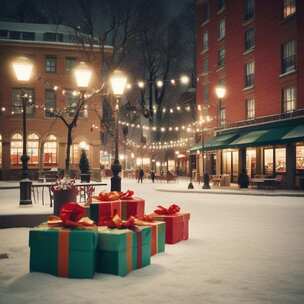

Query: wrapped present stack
28,189,190,279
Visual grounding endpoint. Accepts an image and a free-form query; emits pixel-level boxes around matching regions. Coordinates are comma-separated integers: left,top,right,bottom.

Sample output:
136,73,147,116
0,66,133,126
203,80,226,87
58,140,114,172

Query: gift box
121,198,145,220
90,200,121,225
29,227,97,278
144,221,166,256
151,213,190,244
96,226,151,276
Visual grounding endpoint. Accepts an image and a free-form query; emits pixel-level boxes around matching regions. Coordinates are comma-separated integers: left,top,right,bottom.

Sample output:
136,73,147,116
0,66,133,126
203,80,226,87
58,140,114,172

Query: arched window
27,133,39,165
11,133,23,166
44,135,57,165
0,134,2,168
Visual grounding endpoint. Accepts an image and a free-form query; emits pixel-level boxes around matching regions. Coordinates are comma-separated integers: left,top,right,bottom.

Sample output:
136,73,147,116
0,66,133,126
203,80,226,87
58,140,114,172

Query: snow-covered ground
1,179,304,304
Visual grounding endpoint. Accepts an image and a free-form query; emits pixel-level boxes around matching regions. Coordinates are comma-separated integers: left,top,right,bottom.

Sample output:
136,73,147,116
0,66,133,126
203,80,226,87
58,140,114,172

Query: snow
1,179,304,304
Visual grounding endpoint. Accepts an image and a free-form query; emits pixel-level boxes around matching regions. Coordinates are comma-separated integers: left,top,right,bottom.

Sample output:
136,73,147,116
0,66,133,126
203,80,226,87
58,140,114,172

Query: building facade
0,22,112,180
195,0,304,188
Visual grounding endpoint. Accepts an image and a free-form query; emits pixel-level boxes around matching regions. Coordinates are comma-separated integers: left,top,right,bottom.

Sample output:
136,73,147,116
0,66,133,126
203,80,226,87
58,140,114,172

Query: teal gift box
96,226,151,277
29,227,98,278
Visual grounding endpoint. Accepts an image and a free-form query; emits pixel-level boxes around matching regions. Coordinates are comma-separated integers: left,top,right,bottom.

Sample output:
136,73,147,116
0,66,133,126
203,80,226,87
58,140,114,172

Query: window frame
281,40,296,74
45,56,57,73
244,61,255,88
244,28,255,51
283,0,296,19
282,86,297,113
246,97,255,120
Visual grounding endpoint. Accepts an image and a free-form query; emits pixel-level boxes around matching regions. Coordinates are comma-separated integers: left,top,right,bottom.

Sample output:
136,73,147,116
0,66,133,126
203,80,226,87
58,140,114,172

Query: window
66,90,79,117
296,145,304,170
45,89,56,117
203,85,209,103
202,1,210,24
283,87,296,112
245,28,255,51
202,57,208,74
12,88,35,115
44,135,57,165
244,0,255,20
22,32,35,40
219,108,226,127
275,148,286,173
218,48,225,67
218,0,225,11
202,31,208,51
0,134,2,168
283,0,296,18
245,62,255,87
9,31,21,40
282,40,296,73
10,134,23,166
27,134,39,165
0,30,8,38
246,97,255,119
218,19,225,40
246,148,256,177
65,57,76,72
264,148,274,176
222,150,232,175
43,32,63,42
71,144,79,164
45,56,57,73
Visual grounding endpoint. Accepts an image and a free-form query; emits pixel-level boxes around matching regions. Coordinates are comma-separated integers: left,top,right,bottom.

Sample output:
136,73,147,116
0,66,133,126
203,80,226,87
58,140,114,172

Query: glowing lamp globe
110,70,127,96
74,62,92,89
215,86,226,99
12,56,33,82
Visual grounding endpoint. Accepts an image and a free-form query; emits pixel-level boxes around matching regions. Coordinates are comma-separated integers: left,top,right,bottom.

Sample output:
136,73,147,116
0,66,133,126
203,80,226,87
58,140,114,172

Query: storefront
190,118,304,189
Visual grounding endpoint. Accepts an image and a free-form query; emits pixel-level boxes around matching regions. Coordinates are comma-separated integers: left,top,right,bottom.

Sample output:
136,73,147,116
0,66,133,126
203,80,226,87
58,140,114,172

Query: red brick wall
196,0,303,129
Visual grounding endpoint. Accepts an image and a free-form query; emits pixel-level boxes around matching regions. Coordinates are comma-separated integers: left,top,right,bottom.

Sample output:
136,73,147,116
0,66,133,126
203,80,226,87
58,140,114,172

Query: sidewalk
155,179,304,197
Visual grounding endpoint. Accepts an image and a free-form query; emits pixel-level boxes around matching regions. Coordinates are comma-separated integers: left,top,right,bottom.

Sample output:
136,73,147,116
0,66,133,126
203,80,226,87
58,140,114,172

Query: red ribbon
154,204,181,215
106,214,136,230
93,191,121,202
48,202,95,228
119,190,134,200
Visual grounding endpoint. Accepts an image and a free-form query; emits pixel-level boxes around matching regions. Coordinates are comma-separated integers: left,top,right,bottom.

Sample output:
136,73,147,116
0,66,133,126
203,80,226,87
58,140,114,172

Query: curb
155,188,304,198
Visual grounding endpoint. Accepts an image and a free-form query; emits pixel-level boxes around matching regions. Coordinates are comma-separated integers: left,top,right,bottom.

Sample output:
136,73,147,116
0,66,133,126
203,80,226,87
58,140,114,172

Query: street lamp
110,70,127,191
12,56,33,205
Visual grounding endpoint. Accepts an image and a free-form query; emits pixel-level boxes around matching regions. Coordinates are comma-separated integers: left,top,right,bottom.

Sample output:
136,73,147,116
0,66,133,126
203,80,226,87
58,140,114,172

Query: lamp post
12,57,33,205
110,70,127,191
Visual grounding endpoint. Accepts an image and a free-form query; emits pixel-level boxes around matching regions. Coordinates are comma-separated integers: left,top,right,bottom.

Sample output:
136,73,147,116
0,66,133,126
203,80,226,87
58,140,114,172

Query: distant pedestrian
151,170,155,183
138,168,144,183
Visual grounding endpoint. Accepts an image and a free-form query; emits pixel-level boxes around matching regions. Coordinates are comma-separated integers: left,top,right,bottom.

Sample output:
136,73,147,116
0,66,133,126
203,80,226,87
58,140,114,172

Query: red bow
93,191,121,202
48,202,95,228
119,190,134,199
106,214,136,229
154,204,181,215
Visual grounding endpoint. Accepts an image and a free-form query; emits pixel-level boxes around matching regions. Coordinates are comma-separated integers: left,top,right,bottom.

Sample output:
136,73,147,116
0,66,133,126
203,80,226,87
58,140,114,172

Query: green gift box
29,227,98,278
96,226,151,276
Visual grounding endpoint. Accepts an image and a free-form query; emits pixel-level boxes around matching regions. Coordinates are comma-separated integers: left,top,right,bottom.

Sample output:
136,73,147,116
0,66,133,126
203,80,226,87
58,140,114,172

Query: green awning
282,124,304,142
190,132,238,152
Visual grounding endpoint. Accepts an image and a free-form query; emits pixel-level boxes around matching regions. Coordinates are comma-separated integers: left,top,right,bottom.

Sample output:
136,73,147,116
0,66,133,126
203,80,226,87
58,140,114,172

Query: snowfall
1,179,304,304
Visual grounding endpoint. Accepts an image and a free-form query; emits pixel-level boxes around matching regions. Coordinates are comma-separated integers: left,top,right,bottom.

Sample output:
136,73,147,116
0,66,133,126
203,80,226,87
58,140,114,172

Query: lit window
244,28,255,51
218,19,225,40
202,57,208,74
275,148,286,173
218,48,225,67
222,150,232,174
70,144,79,164
246,97,255,119
264,148,274,176
202,31,208,51
244,0,255,20
283,87,296,112
45,56,56,73
296,145,304,170
245,62,255,87
44,135,57,165
65,57,76,72
45,89,56,117
283,0,296,18
282,40,296,73
10,134,23,166
12,88,35,115
27,133,39,165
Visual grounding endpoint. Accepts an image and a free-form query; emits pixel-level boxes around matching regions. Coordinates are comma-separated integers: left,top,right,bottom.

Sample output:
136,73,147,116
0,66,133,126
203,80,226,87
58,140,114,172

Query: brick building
194,0,304,188
0,22,112,180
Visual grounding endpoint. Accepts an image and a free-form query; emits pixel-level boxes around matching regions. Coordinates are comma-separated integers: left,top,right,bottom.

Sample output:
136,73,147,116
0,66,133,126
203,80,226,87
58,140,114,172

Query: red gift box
121,197,145,220
151,212,190,244
90,200,121,226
